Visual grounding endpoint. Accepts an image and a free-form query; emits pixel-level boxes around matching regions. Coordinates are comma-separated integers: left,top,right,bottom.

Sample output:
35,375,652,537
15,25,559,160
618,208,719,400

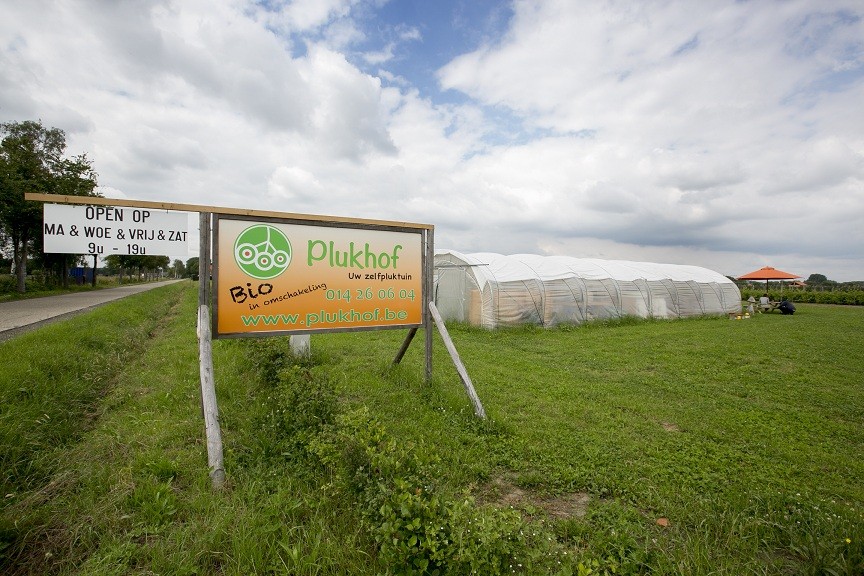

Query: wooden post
197,212,225,489
428,301,486,419
198,214,208,306
392,327,418,365
424,228,434,383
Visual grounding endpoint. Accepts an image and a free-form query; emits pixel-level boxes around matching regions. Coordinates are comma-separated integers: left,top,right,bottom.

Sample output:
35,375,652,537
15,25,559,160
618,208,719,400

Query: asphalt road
0,280,186,342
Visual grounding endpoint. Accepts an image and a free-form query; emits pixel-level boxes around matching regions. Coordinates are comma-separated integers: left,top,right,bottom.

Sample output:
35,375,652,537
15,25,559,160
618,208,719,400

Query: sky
2,0,863,281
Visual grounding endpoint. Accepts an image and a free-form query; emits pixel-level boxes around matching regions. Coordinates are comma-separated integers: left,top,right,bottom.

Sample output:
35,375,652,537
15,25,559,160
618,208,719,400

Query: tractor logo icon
233,224,292,280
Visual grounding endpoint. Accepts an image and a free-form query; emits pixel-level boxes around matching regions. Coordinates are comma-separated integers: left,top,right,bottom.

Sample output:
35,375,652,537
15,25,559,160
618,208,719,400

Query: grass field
1,282,862,575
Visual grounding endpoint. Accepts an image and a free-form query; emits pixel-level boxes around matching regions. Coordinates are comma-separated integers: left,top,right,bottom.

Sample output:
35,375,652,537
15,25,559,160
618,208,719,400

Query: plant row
740,289,864,305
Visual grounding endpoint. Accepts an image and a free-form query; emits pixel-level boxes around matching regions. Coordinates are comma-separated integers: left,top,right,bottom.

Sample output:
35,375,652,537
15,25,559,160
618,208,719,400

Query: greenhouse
434,250,741,329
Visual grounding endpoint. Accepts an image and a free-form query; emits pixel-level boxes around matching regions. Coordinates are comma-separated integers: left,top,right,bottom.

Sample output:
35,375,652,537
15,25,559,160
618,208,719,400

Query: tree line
1,120,198,293
1,120,99,292
103,255,198,282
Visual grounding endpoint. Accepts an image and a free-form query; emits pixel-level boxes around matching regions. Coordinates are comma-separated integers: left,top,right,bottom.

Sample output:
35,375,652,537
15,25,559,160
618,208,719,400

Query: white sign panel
43,203,188,256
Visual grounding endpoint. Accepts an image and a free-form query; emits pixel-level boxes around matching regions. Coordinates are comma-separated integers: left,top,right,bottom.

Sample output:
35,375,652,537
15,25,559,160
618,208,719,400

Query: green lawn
1,284,861,575
320,305,864,574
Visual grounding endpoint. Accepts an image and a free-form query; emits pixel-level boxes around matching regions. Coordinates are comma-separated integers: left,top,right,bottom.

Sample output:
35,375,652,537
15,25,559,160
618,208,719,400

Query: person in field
778,297,796,315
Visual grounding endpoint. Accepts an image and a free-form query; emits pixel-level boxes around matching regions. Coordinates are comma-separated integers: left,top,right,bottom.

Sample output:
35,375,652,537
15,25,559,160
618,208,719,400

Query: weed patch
311,407,570,575
243,337,573,574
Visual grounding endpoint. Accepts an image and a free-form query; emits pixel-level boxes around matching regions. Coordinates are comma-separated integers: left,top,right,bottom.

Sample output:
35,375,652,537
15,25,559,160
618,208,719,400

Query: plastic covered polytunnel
434,250,741,329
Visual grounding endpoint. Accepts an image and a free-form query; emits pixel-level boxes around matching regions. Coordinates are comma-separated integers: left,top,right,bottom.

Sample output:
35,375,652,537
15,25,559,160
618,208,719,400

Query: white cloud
301,45,397,159
398,25,422,42
268,166,322,200
249,0,357,34
361,43,396,65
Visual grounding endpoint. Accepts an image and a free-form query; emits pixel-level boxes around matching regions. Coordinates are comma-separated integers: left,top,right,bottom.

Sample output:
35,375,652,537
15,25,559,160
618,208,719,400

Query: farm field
1,282,862,575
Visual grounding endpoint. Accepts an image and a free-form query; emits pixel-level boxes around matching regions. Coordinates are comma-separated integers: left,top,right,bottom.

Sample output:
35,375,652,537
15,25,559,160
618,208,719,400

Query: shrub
312,408,569,575
245,334,573,574
254,364,338,466
740,289,864,306
0,275,15,294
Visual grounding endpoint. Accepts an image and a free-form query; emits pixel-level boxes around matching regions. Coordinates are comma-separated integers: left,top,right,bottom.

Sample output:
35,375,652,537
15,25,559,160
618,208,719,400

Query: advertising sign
43,203,188,256
214,216,425,337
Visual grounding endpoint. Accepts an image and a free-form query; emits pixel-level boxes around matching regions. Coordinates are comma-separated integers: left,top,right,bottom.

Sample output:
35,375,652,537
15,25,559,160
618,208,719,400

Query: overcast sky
3,0,863,280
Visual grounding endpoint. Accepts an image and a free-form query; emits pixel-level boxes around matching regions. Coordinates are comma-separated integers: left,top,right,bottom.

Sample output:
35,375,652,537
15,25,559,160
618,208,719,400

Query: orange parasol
737,266,800,293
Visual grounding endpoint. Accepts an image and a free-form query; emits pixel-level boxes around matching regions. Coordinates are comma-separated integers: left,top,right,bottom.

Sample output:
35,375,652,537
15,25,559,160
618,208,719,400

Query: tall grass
0,282,188,496
1,282,373,575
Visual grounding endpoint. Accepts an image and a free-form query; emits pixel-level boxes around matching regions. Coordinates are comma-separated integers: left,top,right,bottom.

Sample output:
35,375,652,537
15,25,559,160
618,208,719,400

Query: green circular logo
233,224,292,280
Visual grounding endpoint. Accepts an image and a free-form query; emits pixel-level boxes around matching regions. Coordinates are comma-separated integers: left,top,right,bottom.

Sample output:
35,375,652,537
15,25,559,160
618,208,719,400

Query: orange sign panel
214,216,424,337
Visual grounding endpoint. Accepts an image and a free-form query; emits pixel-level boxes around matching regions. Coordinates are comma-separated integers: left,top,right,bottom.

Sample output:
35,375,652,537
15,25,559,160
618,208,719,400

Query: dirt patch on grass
661,421,679,432
542,491,591,519
477,474,590,519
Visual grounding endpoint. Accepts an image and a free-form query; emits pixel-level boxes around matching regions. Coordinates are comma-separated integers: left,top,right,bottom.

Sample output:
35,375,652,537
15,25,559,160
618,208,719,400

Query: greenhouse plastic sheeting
434,250,741,329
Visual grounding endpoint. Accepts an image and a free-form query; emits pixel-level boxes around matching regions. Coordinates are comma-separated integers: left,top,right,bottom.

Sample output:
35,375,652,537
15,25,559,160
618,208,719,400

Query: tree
147,255,170,279
807,273,828,284
0,120,98,292
186,257,200,278
104,254,169,282
171,258,186,278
